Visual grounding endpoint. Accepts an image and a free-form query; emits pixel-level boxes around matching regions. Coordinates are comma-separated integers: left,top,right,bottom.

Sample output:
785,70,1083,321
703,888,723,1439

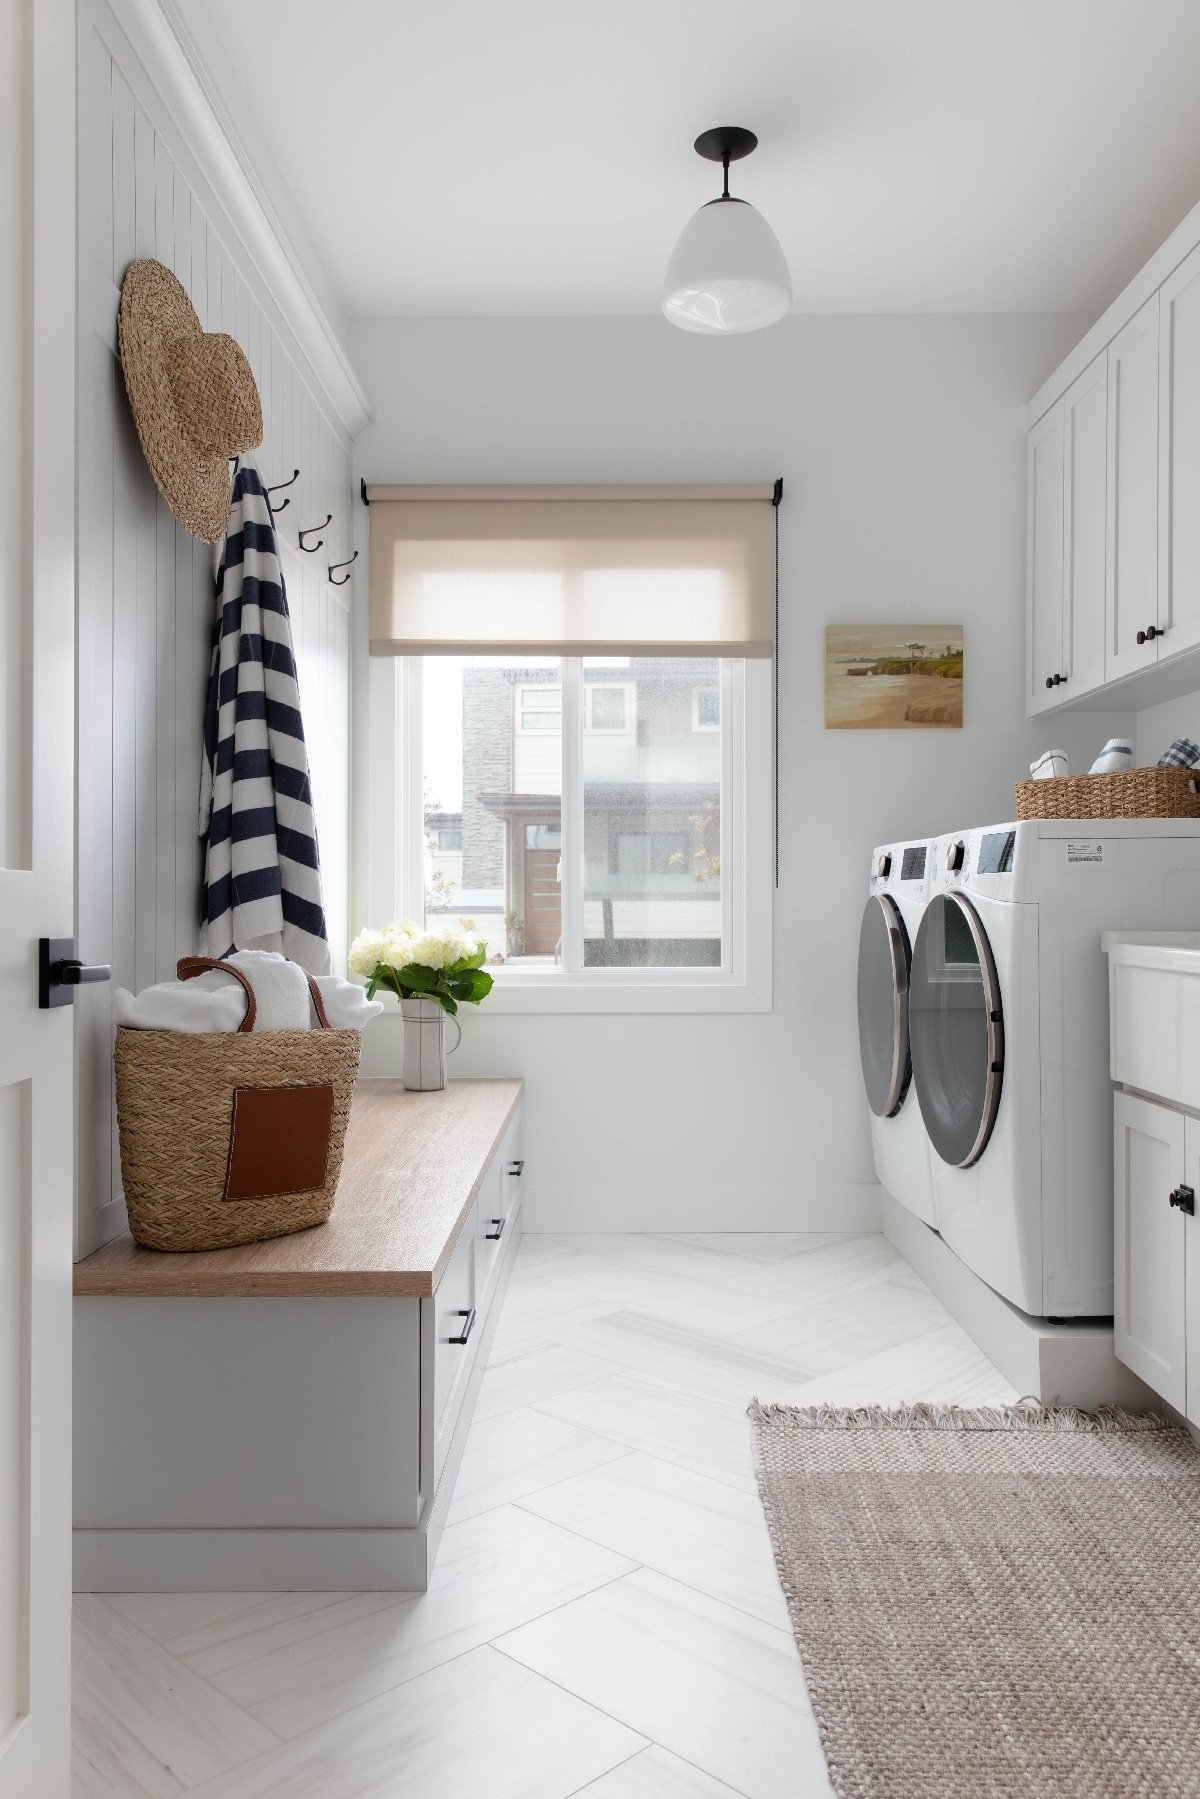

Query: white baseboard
73,1526,433,1594
881,1188,1159,1411
520,1181,882,1234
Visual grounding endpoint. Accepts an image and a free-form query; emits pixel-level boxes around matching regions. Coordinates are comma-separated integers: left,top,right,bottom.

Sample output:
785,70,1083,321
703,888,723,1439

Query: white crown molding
106,0,372,440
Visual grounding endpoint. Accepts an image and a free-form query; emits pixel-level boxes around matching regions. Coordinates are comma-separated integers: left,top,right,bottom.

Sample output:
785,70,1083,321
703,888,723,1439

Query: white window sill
368,975,771,1017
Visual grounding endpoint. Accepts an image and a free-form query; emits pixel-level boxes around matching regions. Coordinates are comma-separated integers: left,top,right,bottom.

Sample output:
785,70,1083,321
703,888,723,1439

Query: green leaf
445,967,493,1005
397,963,440,996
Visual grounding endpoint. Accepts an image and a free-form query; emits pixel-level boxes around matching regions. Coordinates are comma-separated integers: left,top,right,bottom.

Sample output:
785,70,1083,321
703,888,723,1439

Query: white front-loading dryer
858,840,936,1226
910,818,1200,1318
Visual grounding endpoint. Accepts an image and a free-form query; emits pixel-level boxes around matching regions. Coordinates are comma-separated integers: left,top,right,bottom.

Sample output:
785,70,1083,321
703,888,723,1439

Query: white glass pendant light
662,127,791,335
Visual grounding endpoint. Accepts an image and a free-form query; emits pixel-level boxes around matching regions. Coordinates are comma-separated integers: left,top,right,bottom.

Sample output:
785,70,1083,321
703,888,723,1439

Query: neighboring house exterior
429,660,722,966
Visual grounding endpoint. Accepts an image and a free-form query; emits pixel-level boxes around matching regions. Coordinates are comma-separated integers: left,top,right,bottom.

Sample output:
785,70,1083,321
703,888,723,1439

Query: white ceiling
197,0,1200,318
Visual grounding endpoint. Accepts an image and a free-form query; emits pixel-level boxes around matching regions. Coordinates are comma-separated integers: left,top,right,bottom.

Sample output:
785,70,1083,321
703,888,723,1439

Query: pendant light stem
722,153,731,199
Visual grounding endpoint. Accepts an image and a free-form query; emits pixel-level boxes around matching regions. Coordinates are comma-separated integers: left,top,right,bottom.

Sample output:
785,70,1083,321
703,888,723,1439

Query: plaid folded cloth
1158,737,1200,769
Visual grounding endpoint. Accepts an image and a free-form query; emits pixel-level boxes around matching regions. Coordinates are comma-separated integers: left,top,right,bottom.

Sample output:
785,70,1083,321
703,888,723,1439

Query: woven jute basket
115,957,360,1253
1015,765,1200,820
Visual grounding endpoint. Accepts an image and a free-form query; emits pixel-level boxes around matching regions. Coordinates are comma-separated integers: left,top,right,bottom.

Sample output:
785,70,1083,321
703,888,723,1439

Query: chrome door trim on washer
857,892,911,1119
910,891,1005,1168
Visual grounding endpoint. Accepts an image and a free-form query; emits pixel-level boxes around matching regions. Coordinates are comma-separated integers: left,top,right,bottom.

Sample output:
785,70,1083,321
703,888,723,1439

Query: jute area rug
750,1399,1200,1799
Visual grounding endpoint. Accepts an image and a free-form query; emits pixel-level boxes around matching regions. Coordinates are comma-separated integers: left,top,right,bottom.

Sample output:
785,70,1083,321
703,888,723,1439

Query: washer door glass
910,892,1004,1168
857,894,911,1118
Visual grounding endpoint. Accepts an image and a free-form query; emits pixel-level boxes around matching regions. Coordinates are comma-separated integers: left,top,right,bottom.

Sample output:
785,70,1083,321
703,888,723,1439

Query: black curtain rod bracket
360,478,370,507
772,477,783,507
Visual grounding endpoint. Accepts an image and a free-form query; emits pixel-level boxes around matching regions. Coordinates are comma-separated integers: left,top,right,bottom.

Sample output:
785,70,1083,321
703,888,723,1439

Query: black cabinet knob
1138,625,1162,645
1045,675,1054,689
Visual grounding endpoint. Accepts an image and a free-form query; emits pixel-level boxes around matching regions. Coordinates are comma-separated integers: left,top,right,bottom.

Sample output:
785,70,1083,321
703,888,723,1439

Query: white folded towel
1089,738,1134,774
113,949,383,1034
1029,749,1068,780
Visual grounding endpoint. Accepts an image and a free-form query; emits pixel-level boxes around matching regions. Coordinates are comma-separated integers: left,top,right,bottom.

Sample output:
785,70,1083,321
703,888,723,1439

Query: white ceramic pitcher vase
400,997,462,1091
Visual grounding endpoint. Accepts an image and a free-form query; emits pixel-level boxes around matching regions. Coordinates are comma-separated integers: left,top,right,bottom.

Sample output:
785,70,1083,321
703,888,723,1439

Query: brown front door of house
523,848,562,956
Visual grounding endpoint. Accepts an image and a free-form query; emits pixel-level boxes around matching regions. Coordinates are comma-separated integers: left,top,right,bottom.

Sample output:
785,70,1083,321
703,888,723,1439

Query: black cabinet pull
507,1160,524,1176
1137,625,1162,646
449,1307,476,1345
1169,1185,1195,1215
485,1217,506,1241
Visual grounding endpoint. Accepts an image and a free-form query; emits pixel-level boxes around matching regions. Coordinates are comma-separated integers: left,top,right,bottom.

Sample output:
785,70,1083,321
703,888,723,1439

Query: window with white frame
363,483,775,1011
692,684,720,731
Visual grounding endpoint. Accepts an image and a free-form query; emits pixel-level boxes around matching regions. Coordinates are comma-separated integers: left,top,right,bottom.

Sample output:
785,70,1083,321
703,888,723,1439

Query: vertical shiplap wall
76,1,354,1254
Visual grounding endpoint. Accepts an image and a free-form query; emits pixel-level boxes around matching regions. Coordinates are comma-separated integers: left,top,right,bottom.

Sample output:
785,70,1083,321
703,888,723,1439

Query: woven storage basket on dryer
114,956,361,1252
1014,766,1200,821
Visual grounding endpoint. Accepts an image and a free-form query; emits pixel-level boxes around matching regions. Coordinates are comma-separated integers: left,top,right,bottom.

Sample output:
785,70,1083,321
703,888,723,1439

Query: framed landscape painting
824,626,964,729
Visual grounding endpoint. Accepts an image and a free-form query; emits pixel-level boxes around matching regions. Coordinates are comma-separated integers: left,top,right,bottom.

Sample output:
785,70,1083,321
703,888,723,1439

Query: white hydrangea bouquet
348,920,494,1016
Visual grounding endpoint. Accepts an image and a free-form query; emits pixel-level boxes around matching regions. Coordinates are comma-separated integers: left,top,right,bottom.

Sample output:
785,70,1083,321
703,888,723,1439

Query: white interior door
0,2,76,1793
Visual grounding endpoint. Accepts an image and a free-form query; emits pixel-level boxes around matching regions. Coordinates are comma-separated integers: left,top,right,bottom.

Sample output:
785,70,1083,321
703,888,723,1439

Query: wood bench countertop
73,1077,524,1300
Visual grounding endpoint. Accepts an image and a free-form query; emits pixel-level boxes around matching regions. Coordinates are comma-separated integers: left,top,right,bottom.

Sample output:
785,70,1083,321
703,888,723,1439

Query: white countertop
1102,931,1200,969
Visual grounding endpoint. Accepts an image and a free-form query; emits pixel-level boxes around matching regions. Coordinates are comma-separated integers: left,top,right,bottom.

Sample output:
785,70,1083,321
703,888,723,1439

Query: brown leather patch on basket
223,1084,335,1201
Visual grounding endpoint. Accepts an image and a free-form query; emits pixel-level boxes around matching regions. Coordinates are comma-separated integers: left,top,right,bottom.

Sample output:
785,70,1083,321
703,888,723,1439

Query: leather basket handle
305,974,331,1029
177,956,257,1032
176,957,332,1031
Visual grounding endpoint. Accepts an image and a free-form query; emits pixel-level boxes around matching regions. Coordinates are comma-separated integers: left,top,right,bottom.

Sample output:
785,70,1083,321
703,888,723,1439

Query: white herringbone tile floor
72,1231,1016,1799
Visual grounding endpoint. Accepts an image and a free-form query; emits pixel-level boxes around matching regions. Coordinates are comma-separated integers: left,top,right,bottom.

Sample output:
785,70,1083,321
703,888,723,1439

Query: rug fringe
746,1396,1173,1434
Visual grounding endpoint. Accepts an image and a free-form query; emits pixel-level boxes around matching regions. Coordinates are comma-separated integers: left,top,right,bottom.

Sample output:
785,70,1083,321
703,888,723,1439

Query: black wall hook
328,550,359,586
267,468,300,512
298,513,332,553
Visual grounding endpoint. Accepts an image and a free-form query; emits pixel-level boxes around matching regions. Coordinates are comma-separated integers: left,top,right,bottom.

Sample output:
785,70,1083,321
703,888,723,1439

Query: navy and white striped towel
198,459,331,974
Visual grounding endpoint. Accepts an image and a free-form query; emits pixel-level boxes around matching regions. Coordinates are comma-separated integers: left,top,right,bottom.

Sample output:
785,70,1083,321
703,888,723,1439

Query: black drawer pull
507,1159,524,1176
1169,1185,1195,1216
449,1307,476,1345
485,1217,506,1241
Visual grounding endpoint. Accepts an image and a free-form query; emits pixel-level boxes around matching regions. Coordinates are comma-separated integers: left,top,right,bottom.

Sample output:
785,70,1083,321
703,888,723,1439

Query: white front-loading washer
910,818,1200,1318
857,839,936,1226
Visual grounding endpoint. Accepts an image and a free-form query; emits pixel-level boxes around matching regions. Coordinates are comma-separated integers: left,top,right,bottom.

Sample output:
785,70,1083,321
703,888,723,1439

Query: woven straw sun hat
117,258,263,543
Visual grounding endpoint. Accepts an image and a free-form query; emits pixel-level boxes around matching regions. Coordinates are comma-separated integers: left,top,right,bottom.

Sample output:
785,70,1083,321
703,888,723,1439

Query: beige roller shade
367,484,777,657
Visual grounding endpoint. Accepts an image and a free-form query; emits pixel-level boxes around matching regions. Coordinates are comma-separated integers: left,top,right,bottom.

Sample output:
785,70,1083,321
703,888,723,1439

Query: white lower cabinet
1113,1091,1189,1411
74,1089,524,1591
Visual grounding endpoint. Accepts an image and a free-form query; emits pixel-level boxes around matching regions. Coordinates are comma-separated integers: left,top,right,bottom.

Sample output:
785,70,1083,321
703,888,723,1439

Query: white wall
1135,688,1200,763
74,0,356,1254
349,312,1136,1232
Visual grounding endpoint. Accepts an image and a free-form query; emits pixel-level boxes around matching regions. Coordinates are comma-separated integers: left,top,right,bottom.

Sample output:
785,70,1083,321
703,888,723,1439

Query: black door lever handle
39,937,112,1009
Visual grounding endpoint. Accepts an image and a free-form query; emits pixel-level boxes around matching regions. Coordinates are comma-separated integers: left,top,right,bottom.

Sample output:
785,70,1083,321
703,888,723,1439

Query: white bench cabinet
73,1078,524,1592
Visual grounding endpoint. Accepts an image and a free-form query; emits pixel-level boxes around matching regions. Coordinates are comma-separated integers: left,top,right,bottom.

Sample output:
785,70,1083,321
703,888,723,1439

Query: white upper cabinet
1159,242,1200,661
1105,294,1161,685
1063,354,1108,700
1024,192,1200,714
1025,399,1066,716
